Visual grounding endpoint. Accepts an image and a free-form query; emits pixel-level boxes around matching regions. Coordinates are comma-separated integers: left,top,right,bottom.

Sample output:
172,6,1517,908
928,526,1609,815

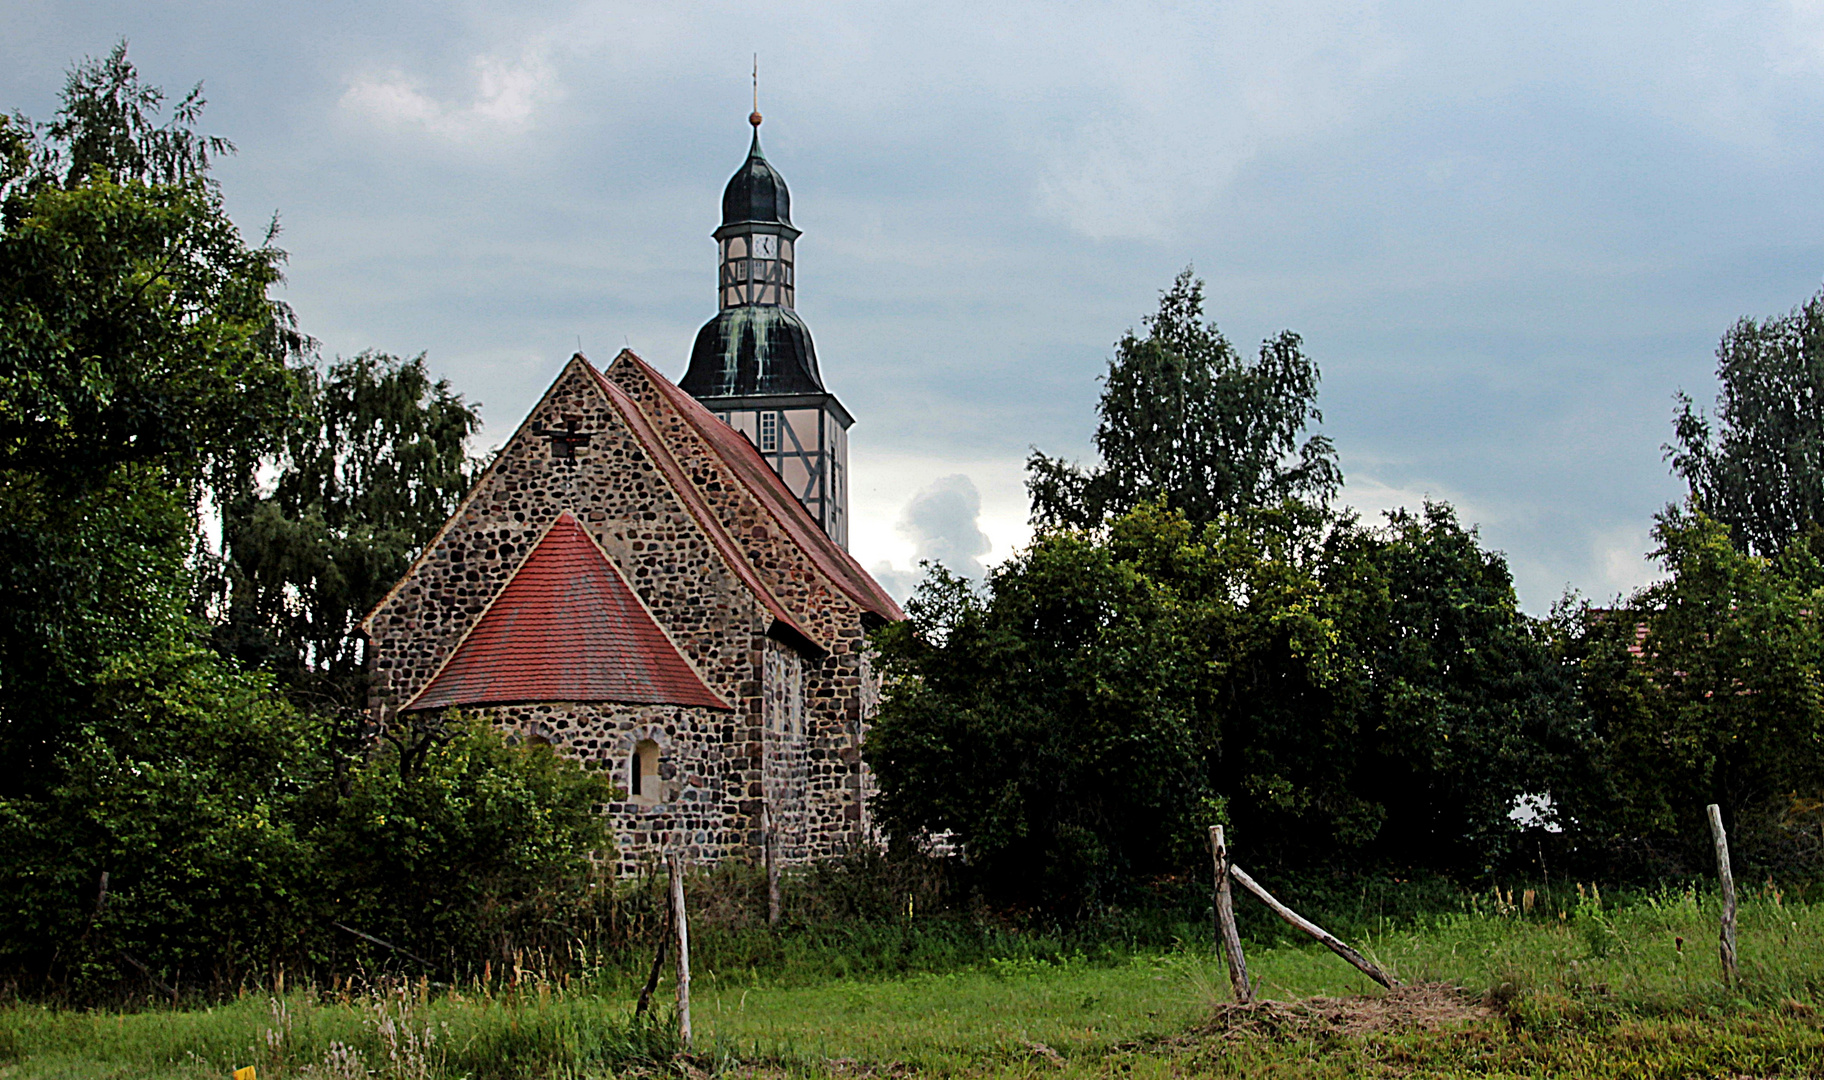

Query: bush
0,643,323,998
318,712,616,974
0,661,616,1001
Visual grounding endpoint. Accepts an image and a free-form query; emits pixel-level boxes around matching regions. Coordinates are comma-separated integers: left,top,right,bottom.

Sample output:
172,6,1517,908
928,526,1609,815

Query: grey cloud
869,474,994,602
8,2,1824,612
898,474,992,581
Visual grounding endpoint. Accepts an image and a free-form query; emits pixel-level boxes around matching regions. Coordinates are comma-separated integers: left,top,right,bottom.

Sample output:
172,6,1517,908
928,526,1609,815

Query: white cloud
1336,474,1461,526
340,49,560,139
853,453,1032,601
1592,523,1660,602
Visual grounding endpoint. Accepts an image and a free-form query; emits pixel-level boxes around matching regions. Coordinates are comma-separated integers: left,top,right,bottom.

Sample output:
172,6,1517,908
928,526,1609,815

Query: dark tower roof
683,306,825,396
720,132,794,231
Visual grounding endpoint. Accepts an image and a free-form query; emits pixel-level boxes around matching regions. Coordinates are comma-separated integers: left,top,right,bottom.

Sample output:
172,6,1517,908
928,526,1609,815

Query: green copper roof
682,305,824,397
721,132,793,230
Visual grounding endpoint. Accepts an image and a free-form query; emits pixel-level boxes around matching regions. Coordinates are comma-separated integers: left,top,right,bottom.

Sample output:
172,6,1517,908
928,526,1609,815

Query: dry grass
1198,981,1489,1040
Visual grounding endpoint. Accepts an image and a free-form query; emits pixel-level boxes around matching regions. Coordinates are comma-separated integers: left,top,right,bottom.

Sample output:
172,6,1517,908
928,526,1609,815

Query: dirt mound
1199,983,1489,1040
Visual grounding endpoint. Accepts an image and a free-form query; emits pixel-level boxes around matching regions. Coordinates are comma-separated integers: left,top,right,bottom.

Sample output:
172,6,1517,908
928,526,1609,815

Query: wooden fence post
668,853,693,1048
1209,825,1251,1004
1706,803,1739,987
1228,864,1400,990
763,803,782,926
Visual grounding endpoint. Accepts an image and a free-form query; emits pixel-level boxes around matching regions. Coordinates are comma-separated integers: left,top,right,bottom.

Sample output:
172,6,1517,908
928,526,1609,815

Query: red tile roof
602,353,906,624
405,511,728,712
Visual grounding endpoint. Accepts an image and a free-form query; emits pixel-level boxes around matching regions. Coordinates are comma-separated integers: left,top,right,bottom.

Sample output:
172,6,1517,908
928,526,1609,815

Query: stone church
360,117,904,875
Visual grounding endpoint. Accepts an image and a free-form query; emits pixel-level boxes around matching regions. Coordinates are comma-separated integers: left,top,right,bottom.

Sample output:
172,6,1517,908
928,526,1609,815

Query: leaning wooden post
668,853,693,1048
1229,864,1400,990
1706,803,1739,987
1209,826,1252,1004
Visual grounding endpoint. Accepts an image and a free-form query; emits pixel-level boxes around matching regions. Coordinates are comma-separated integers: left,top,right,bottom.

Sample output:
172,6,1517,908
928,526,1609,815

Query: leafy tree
1566,504,1824,872
1669,287,1824,557
867,501,1577,908
1027,269,1339,530
0,41,302,782
865,525,1216,910
0,42,301,495
40,40,233,187
0,47,608,1000
0,469,196,796
1311,504,1588,872
0,643,324,996
212,351,482,709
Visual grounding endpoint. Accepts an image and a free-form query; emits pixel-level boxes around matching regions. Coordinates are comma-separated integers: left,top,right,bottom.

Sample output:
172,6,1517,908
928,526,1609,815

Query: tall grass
5,885,1824,1078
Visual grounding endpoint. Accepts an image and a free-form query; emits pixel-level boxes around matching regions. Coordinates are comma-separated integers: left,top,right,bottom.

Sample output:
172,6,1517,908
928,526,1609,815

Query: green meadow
6,886,1824,1079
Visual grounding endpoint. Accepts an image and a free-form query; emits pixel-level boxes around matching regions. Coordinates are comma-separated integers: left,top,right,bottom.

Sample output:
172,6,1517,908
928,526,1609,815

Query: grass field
5,885,1824,1079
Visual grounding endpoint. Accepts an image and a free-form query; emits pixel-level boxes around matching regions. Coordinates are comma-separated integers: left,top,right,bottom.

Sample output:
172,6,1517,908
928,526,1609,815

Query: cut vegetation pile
1199,982,1489,1041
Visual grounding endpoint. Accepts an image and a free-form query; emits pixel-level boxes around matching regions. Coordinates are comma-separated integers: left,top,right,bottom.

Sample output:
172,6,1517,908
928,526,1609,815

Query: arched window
629,739,661,805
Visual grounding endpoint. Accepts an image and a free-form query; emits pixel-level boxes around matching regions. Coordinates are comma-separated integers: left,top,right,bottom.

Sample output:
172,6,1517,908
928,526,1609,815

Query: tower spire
683,119,853,548
750,54,762,130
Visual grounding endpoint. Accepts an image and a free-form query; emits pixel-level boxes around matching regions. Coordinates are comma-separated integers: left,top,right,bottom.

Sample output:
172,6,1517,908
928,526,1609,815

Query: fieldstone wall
488,701,741,875
365,357,766,719
761,640,810,860
603,355,857,646
604,354,875,854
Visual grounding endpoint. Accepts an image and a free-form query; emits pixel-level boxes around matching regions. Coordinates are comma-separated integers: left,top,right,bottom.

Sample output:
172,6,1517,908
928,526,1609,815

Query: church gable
601,351,903,648
406,511,728,712
361,354,805,716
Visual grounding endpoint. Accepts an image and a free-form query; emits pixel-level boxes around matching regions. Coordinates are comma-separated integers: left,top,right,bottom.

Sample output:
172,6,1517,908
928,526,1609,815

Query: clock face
753,234,778,260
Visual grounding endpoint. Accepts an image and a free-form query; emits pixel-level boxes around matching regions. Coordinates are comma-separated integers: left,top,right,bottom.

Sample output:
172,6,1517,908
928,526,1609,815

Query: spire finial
750,54,762,129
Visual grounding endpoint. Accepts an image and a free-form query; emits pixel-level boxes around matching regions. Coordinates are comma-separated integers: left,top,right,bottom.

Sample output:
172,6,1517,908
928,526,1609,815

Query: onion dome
683,306,824,397
721,131,793,230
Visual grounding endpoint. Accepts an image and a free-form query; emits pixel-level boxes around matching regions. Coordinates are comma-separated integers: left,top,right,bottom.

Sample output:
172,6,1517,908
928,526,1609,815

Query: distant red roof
405,511,728,712
601,354,906,624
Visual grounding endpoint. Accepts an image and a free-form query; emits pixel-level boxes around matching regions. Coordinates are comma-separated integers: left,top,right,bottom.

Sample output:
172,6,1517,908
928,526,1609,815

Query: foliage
0,43,301,496
0,47,607,1003
1302,504,1590,874
39,41,234,188
1670,286,1824,557
865,531,1216,911
0,468,196,796
866,501,1579,909
318,713,615,969
1027,268,1339,530
211,350,482,708
1564,504,1824,874
0,644,323,997
0,690,615,998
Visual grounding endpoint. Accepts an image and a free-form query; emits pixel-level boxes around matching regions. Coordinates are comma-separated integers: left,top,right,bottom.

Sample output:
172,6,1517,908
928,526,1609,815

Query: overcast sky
8,1,1824,610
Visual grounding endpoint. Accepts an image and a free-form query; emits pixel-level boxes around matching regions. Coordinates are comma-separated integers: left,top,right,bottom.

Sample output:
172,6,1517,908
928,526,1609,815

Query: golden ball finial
749,111,763,128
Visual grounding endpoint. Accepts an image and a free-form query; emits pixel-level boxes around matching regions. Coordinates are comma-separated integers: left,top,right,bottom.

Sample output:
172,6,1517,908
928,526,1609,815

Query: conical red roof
405,512,727,711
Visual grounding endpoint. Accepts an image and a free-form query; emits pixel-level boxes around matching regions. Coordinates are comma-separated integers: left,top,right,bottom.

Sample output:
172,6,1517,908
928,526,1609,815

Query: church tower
680,114,852,548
